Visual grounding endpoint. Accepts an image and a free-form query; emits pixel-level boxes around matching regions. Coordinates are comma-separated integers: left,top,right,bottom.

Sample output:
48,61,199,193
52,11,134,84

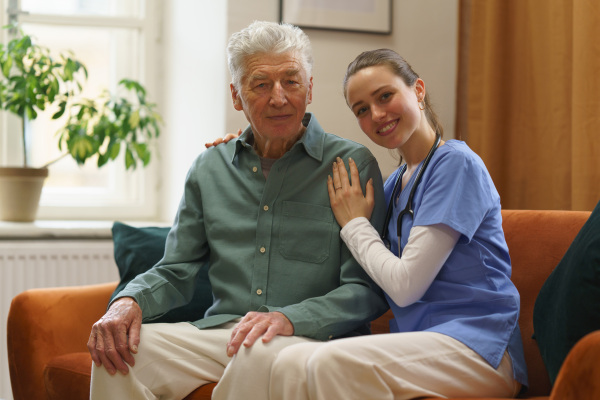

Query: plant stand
0,167,49,222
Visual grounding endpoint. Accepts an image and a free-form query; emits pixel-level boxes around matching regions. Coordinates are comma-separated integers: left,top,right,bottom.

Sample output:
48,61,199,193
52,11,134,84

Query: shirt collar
232,113,325,163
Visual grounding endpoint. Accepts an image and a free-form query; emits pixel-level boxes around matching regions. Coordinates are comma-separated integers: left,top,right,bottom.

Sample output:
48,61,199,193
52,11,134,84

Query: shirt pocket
279,201,334,264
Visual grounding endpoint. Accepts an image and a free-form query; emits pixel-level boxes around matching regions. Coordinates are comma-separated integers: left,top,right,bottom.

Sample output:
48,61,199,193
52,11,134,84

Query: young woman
269,49,527,399
210,48,528,399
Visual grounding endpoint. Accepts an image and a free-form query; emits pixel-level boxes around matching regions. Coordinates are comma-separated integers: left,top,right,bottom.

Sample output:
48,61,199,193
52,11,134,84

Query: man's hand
87,297,143,375
226,311,294,357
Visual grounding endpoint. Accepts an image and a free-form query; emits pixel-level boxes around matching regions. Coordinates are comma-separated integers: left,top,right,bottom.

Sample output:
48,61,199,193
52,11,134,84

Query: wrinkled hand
226,311,294,357
87,297,143,375
204,129,242,148
327,157,374,228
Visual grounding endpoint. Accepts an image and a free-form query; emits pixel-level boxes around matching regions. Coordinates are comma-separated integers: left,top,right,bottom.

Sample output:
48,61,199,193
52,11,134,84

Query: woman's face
345,65,425,150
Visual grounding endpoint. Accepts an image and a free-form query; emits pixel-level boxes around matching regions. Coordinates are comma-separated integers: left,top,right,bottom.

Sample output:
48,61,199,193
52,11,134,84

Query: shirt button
263,205,269,211
260,247,266,253
252,166,258,173
256,289,263,295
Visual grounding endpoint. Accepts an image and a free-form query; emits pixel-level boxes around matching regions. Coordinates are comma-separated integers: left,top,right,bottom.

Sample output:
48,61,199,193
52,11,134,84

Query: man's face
230,51,313,144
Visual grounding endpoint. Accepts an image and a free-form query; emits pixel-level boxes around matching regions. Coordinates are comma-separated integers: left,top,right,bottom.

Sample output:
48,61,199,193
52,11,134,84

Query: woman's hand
327,157,374,228
204,129,242,148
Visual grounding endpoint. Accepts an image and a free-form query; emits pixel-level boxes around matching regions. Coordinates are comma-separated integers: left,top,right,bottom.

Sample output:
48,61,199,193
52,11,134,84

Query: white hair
226,20,314,90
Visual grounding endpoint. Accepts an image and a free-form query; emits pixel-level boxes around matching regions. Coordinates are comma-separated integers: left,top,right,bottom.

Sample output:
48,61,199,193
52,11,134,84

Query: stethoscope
382,132,442,250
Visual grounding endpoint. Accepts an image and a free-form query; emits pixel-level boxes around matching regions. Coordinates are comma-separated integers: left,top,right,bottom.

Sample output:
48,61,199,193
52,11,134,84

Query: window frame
0,0,163,221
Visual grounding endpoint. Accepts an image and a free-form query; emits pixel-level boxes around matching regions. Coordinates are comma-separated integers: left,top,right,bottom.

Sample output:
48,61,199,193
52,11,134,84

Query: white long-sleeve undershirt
340,217,460,307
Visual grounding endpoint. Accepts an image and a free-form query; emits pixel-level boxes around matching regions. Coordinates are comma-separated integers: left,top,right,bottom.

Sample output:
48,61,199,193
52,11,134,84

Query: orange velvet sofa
7,209,598,400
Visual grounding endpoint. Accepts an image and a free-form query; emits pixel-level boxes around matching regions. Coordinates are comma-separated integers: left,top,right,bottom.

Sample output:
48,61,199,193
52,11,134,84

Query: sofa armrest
550,330,600,400
7,281,118,400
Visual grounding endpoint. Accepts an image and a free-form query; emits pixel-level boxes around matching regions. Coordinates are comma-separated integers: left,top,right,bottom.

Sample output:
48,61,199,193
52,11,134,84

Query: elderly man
88,21,388,399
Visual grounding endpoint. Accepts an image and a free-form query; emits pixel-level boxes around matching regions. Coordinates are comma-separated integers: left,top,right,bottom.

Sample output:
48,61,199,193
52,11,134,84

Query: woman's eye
381,92,392,101
356,106,368,116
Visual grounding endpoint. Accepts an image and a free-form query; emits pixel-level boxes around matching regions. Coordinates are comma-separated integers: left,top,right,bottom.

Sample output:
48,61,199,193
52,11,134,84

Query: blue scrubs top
384,140,528,387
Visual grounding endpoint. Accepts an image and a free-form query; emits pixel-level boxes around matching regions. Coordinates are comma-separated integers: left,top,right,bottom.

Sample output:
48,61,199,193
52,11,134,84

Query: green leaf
76,106,86,120
56,127,67,150
70,135,94,161
133,143,150,165
110,141,121,160
128,110,140,129
47,78,59,102
25,105,37,120
2,55,12,77
125,147,135,170
97,152,109,168
36,98,46,110
52,101,67,119
63,58,74,81
151,120,161,137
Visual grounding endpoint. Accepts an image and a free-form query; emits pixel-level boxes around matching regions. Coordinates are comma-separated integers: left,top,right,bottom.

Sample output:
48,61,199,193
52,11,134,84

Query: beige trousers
270,331,521,400
90,321,315,400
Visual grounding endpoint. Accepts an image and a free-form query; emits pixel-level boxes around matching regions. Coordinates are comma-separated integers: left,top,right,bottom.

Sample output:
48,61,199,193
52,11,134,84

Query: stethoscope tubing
381,132,442,249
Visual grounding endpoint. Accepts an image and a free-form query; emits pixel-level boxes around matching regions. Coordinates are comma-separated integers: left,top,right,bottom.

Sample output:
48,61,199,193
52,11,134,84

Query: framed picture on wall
280,0,392,35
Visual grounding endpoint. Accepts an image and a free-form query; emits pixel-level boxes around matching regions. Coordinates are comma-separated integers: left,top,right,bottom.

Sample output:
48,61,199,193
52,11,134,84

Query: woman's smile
377,119,399,136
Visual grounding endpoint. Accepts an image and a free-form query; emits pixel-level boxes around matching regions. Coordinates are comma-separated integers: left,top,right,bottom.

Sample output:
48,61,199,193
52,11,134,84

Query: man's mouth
268,114,291,121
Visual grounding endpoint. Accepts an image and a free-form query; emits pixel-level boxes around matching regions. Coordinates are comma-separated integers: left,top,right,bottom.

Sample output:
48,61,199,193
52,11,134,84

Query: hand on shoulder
204,129,242,149
327,157,374,228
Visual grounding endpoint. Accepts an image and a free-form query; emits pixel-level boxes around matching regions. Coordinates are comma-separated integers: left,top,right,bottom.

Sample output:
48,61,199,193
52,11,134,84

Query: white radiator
0,240,119,400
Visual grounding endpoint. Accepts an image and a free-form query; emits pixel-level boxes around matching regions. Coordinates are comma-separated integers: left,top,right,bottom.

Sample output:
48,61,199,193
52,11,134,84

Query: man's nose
269,82,288,107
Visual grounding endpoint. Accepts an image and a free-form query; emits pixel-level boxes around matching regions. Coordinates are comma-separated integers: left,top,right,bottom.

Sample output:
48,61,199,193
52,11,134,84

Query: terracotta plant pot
0,167,49,222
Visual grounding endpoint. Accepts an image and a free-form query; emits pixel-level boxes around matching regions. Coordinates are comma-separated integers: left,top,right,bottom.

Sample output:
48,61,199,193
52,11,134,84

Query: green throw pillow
533,200,600,384
110,222,213,323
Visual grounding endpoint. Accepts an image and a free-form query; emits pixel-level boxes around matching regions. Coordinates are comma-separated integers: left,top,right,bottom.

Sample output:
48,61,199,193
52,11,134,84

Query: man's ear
230,83,243,111
307,76,313,105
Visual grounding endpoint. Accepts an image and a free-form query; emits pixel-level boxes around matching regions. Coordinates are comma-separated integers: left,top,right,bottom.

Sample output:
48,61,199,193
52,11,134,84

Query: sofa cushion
43,352,92,400
110,222,213,323
533,200,600,384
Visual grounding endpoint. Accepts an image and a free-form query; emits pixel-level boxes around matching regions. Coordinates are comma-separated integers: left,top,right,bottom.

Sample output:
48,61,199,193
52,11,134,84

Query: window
0,0,161,220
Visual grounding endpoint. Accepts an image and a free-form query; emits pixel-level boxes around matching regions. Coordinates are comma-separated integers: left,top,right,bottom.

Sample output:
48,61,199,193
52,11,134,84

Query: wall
225,0,458,178
159,1,228,221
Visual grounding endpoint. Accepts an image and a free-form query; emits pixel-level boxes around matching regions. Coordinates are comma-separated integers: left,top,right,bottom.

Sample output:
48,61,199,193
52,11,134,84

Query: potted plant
54,79,161,171
0,27,161,222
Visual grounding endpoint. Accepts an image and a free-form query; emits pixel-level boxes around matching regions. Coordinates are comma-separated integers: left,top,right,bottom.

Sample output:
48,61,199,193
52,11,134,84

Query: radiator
0,240,119,400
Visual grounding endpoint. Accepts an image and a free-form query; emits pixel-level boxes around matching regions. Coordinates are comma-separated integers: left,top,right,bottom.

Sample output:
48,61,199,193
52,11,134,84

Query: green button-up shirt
116,113,388,340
